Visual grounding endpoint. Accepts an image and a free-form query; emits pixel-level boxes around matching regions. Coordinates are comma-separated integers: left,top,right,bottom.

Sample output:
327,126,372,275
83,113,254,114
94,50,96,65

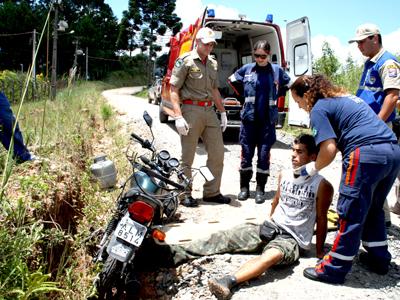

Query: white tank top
272,170,324,249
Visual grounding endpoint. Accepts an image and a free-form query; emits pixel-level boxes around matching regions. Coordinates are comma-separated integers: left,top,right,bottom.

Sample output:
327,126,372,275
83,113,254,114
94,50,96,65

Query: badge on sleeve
387,65,399,78
175,58,183,68
312,127,318,137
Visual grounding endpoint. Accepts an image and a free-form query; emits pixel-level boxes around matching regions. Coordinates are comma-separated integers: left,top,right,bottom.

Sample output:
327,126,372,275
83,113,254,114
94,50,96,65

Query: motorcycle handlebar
140,155,159,171
131,133,155,151
139,165,187,190
139,156,192,190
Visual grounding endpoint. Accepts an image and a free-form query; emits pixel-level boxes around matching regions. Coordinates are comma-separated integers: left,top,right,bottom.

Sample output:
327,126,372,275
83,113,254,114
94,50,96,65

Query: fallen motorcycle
92,111,212,298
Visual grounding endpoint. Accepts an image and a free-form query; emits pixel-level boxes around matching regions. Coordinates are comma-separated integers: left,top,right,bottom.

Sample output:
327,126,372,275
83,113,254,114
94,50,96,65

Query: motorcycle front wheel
96,257,123,299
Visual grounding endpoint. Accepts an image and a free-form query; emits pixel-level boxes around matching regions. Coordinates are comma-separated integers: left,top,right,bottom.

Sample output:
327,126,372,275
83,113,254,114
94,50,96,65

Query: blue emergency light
207,9,215,18
266,14,273,23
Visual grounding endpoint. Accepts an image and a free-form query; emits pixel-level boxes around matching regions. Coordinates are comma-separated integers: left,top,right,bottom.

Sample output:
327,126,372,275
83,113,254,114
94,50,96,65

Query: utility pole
46,21,49,80
73,39,78,68
50,3,59,100
32,29,36,84
85,47,88,80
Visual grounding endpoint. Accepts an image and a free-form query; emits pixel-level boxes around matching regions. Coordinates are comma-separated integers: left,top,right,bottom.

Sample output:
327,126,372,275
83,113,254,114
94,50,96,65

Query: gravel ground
102,87,400,300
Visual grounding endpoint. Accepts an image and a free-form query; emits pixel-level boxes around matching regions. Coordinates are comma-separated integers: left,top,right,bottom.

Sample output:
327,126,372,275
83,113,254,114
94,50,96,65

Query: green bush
0,200,62,299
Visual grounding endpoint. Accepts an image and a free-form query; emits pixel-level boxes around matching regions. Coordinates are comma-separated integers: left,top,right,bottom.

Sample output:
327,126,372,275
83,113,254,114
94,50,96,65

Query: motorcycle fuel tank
130,171,159,193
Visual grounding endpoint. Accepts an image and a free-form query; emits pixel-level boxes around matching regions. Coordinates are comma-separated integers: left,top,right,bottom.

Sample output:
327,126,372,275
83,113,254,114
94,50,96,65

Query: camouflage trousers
168,222,299,266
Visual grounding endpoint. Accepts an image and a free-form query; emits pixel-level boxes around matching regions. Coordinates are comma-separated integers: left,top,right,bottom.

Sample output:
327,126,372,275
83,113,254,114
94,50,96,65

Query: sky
104,0,400,64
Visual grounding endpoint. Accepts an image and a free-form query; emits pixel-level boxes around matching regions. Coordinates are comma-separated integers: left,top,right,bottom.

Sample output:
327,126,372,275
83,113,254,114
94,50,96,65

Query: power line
88,55,120,62
0,31,34,37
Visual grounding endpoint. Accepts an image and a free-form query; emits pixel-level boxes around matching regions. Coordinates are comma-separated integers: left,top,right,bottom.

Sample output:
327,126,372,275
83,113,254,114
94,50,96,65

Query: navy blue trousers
239,121,276,173
316,142,400,281
0,92,31,162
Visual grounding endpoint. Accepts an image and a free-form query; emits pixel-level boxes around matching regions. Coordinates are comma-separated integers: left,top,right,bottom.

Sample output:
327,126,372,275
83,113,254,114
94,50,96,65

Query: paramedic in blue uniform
349,23,400,224
290,74,400,284
0,92,34,163
229,40,290,204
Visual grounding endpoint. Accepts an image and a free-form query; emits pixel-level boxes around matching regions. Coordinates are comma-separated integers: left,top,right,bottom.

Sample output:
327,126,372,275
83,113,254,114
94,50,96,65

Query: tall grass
0,81,133,299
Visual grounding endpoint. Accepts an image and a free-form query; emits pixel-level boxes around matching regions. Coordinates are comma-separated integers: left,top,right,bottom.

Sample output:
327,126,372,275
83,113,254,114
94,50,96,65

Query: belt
182,99,213,107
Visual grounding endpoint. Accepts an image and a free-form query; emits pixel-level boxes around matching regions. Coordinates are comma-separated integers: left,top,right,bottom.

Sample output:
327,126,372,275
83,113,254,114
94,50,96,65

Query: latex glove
220,112,227,132
294,161,318,177
175,116,189,136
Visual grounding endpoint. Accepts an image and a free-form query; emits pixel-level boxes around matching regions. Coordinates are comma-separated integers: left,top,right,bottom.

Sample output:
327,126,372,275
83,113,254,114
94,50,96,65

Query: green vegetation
0,1,181,82
0,80,134,299
313,41,363,94
135,88,148,98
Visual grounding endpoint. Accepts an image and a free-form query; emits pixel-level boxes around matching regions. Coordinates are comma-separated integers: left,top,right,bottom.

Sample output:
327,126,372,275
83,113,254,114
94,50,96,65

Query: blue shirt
356,50,400,122
310,95,397,157
233,63,275,123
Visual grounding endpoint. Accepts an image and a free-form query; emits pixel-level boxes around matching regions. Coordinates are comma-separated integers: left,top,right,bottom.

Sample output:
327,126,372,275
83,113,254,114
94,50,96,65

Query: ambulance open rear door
286,17,312,127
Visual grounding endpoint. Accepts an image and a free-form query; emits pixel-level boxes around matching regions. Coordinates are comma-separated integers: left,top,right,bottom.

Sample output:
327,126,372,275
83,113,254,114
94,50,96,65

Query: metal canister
90,154,117,189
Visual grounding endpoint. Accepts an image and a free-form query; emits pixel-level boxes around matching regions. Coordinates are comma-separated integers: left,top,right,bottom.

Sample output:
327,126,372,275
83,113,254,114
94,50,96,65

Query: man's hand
294,161,318,177
220,112,227,132
175,116,189,135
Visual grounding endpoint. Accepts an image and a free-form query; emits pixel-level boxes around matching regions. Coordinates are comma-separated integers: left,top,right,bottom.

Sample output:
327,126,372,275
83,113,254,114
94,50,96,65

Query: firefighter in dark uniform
169,27,231,207
229,40,290,204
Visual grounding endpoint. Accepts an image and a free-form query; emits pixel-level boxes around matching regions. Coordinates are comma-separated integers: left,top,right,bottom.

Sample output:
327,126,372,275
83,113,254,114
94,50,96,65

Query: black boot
255,172,268,204
238,170,252,201
208,275,237,300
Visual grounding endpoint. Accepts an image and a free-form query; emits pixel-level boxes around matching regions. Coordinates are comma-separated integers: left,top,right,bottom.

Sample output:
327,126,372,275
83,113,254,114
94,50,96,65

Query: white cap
348,23,380,43
196,27,217,44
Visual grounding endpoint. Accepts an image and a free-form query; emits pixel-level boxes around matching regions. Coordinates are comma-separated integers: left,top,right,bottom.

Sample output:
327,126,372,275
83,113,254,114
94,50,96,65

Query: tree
119,0,181,57
337,55,363,94
313,41,341,81
0,0,121,79
0,1,39,71
67,0,119,79
118,0,182,82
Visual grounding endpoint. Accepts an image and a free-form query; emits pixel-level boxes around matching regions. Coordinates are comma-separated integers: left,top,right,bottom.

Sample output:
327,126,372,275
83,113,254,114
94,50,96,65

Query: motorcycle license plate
115,216,147,247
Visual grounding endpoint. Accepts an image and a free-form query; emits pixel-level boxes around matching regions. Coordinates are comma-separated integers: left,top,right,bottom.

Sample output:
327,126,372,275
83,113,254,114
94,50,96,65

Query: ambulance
159,8,312,128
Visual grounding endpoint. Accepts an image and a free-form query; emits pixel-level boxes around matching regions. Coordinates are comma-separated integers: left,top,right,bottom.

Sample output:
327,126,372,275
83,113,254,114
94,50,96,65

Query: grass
134,88,148,98
0,80,135,299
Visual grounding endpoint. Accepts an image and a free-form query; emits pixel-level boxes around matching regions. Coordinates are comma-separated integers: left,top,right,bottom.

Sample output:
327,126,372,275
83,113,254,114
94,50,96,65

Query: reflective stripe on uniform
269,99,277,106
240,166,253,171
245,96,255,103
244,97,276,106
345,148,360,186
358,86,384,92
362,240,388,247
256,168,270,174
329,251,355,261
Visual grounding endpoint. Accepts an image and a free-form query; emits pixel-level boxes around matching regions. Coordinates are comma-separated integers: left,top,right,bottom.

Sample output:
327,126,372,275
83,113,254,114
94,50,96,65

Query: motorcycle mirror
199,166,214,182
143,111,153,127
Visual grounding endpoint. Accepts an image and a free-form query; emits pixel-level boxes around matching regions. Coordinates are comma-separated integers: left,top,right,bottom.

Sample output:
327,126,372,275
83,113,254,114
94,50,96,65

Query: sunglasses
254,54,268,59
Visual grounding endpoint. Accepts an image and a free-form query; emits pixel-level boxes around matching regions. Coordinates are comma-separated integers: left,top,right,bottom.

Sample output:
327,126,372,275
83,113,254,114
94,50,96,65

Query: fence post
11,81,15,103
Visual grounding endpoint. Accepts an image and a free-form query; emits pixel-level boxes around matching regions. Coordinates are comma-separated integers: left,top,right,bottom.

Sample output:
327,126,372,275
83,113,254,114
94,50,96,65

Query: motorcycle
93,111,212,298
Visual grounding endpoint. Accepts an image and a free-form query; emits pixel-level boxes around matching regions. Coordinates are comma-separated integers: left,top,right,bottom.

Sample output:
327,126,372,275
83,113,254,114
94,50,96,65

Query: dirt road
102,87,400,300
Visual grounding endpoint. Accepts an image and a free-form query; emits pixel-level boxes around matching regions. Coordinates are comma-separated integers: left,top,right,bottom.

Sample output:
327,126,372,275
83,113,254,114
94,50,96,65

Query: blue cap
266,14,273,23
207,9,215,18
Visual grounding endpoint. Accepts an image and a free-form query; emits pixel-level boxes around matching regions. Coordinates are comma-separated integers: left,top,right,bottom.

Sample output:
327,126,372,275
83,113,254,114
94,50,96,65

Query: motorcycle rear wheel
96,257,123,299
